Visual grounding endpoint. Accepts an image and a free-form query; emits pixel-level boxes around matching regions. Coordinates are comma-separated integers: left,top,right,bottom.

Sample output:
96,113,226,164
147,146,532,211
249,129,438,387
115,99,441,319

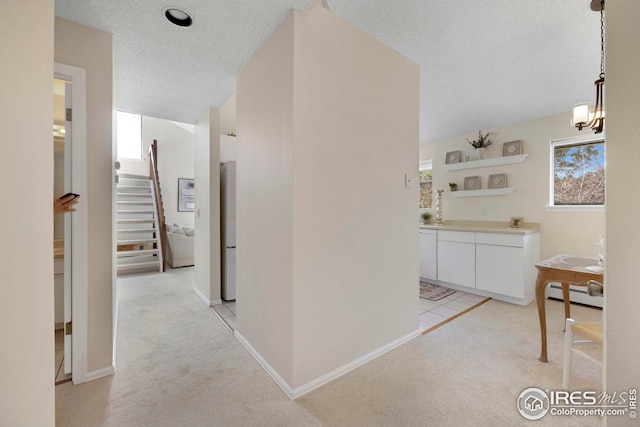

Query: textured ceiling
54,0,601,142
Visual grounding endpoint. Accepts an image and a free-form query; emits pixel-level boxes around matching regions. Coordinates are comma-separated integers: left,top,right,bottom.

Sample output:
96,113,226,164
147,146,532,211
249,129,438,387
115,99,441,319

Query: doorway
54,62,89,385
53,77,72,383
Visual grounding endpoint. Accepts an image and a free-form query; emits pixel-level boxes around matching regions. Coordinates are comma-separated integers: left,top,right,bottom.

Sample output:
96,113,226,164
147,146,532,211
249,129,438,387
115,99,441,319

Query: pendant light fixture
572,0,605,134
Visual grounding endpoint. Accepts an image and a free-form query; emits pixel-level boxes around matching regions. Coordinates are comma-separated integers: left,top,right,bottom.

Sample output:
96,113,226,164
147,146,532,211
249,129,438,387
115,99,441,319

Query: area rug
420,281,456,301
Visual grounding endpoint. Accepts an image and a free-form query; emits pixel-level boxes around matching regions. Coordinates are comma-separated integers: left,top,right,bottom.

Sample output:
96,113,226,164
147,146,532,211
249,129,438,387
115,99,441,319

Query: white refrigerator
220,161,236,301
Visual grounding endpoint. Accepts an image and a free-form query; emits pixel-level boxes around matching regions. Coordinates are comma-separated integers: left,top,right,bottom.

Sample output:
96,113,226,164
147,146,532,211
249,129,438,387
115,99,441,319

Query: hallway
55,267,317,426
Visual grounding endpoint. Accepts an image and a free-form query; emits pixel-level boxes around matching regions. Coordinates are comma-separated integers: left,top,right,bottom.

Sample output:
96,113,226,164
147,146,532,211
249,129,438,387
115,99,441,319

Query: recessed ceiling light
163,6,193,27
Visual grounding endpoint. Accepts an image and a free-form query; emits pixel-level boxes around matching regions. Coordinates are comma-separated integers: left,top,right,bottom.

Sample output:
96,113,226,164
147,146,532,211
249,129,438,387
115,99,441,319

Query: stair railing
149,139,167,272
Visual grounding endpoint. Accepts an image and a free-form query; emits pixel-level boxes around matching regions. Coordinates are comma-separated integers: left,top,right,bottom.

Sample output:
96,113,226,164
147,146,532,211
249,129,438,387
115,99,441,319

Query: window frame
547,134,605,212
419,159,433,212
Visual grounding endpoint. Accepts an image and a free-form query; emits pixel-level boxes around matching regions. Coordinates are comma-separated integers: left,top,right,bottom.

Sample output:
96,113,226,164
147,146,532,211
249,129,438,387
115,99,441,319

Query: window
117,111,142,159
419,160,433,209
551,136,605,207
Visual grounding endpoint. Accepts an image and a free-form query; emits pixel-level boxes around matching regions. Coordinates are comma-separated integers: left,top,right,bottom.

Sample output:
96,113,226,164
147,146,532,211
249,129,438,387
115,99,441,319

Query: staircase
116,173,164,274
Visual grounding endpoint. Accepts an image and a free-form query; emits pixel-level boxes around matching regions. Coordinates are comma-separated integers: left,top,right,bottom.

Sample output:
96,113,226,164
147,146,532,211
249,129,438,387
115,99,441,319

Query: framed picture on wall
445,150,462,164
488,173,507,189
178,178,195,212
502,140,523,157
463,176,481,190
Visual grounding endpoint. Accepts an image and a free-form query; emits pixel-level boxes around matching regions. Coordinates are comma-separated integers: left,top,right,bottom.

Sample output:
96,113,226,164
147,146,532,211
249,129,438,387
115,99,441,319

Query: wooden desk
535,254,603,362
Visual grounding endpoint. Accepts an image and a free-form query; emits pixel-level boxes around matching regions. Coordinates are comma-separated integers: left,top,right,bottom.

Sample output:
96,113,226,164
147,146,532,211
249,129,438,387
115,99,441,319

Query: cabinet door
476,244,524,298
437,240,475,288
419,231,437,281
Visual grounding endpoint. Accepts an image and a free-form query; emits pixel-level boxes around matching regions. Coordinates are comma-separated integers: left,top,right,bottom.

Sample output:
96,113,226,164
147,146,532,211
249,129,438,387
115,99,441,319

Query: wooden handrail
149,139,167,272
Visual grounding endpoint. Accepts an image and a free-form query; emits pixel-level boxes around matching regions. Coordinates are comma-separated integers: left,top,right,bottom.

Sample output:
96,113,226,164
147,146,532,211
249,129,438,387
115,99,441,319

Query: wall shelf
441,154,528,171
450,188,515,197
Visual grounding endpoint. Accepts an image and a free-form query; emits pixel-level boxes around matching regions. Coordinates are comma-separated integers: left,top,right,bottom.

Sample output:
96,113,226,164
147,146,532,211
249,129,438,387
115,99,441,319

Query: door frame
54,62,88,384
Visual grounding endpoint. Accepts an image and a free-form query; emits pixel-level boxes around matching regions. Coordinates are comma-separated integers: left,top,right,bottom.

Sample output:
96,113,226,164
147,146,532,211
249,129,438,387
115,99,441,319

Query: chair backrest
571,322,603,344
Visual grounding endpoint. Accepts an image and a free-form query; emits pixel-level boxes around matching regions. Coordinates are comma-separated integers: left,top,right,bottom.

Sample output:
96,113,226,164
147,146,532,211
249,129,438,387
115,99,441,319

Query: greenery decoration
467,130,494,149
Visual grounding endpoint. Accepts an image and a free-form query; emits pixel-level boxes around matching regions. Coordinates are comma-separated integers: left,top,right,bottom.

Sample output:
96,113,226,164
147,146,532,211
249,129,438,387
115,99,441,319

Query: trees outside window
419,160,432,209
552,139,605,206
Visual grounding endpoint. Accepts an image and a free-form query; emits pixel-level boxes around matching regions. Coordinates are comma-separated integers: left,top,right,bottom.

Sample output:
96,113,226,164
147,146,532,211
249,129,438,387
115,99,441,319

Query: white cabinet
476,242,525,298
428,229,539,305
419,229,437,281
437,231,475,288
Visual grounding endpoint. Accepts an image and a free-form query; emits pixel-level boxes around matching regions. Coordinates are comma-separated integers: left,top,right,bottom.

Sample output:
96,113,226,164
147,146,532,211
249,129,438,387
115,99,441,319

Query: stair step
117,193,152,197
117,261,160,271
117,201,153,206
117,219,155,224
117,249,159,257
117,238,157,245
117,185,152,191
117,228,157,234
117,209,154,214
118,173,150,180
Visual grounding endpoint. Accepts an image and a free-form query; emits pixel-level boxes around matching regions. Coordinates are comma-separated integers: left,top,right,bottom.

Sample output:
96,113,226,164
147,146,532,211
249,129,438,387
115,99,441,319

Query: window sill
545,205,604,212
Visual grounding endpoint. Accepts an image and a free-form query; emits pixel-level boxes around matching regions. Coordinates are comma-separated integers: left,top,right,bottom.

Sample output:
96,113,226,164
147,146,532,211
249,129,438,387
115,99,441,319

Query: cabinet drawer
438,230,475,243
476,232,524,248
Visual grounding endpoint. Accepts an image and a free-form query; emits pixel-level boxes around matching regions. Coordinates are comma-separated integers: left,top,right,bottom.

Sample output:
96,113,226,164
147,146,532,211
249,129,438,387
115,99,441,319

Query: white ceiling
54,0,602,142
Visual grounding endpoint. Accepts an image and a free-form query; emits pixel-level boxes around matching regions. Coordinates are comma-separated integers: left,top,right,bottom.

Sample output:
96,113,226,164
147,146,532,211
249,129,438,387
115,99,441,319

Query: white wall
604,3,640,426
237,11,296,386
0,1,55,425
194,108,221,304
143,116,195,228
237,6,419,393
421,113,605,259
220,93,236,136
55,18,114,374
220,134,237,162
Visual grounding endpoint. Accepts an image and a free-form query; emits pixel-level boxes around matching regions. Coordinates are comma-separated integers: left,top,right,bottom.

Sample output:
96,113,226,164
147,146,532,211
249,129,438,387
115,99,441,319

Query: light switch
405,174,412,188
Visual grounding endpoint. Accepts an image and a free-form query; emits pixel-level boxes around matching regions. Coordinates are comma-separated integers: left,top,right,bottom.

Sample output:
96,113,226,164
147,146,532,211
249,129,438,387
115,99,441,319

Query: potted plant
421,212,432,224
449,182,458,191
467,130,494,160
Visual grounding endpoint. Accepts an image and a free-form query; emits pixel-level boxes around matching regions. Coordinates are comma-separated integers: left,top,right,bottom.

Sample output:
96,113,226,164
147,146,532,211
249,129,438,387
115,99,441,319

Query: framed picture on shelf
178,178,195,212
488,173,507,189
463,176,481,190
445,150,462,164
502,140,523,157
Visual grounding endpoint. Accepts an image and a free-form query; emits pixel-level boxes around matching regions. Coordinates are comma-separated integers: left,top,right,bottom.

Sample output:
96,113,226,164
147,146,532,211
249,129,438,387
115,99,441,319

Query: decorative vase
476,147,486,160
434,190,444,226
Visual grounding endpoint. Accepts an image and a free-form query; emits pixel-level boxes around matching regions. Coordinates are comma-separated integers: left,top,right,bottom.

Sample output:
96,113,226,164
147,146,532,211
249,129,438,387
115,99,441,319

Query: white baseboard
192,286,210,305
235,328,420,400
234,331,295,399
113,299,119,371
81,365,115,383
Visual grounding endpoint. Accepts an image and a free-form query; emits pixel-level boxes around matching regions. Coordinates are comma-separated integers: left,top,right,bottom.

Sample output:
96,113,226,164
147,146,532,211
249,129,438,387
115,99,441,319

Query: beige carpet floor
56,267,603,426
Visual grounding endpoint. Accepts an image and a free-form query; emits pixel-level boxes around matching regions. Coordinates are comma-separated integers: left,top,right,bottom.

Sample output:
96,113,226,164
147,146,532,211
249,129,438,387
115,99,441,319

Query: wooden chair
562,280,604,390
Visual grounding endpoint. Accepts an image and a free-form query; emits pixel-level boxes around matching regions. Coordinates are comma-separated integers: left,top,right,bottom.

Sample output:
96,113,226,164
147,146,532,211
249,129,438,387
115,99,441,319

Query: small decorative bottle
434,190,444,226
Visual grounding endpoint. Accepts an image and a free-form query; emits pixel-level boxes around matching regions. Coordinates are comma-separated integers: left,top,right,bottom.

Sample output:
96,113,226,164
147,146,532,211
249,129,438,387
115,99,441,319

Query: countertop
419,220,539,235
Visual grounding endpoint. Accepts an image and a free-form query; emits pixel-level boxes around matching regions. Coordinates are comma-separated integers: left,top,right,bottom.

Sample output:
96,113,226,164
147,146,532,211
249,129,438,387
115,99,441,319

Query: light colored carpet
56,268,603,426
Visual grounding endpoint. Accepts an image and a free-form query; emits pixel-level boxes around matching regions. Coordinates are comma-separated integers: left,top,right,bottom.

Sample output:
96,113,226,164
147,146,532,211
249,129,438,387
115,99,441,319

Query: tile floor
418,290,488,332
212,288,488,334
211,300,236,331
54,329,72,384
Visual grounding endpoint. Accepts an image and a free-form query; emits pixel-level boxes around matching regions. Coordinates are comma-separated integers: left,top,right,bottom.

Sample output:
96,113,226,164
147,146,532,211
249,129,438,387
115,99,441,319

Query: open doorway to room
53,62,89,385
53,77,72,383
